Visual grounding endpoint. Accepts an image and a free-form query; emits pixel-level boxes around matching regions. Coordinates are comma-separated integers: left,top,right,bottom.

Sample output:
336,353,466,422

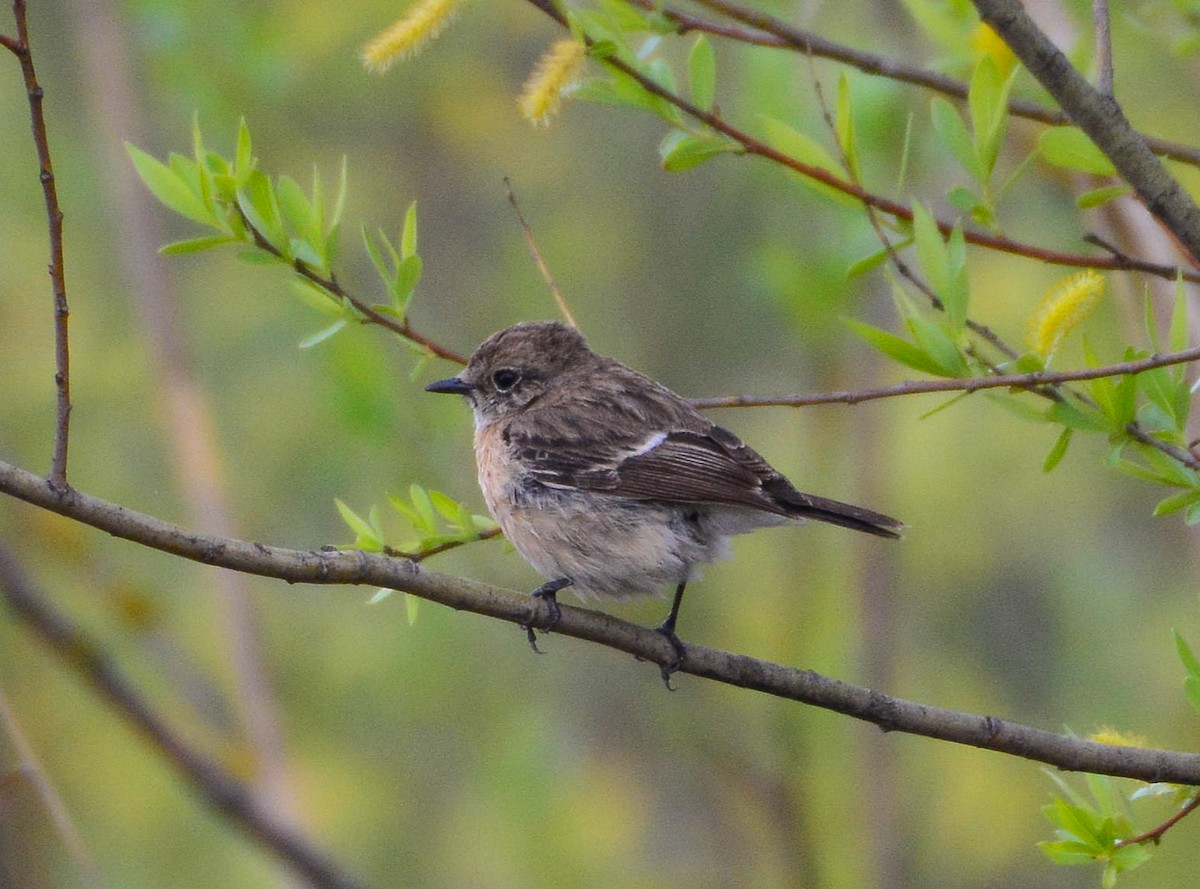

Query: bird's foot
654,622,687,691
520,578,569,653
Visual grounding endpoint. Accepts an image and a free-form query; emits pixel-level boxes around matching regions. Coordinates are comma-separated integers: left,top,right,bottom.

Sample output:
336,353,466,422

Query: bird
425,321,902,680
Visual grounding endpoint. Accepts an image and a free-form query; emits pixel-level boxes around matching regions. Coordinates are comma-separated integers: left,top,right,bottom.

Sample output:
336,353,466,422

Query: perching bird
426,321,902,678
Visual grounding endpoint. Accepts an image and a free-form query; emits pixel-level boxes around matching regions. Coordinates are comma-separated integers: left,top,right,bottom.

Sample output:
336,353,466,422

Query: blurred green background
2,1,1200,887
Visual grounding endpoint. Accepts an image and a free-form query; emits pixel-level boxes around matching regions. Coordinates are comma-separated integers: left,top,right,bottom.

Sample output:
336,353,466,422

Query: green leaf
159,235,238,255
968,55,1015,179
1038,840,1098,866
659,130,738,172
367,587,394,604
846,319,948,376
906,315,967,376
1043,427,1072,472
911,202,948,294
1170,274,1190,353
759,117,859,208
1077,184,1131,208
392,254,424,313
930,97,981,182
298,319,348,349
1175,629,1200,676
836,73,859,181
846,238,911,279
409,484,437,533
127,144,215,225
1049,399,1111,432
234,117,255,188
1039,127,1117,176
401,201,418,259
1185,674,1200,715
335,499,383,551
688,34,715,111
237,170,287,255
405,592,421,626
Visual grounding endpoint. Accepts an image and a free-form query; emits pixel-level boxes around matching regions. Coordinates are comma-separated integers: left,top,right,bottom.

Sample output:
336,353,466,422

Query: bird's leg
522,577,571,653
654,582,689,688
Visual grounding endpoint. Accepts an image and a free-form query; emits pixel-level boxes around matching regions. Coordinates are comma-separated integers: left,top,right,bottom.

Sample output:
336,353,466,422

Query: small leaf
1185,674,1200,715
1170,274,1190,353
1043,427,1072,472
1077,184,1131,208
127,144,214,225
298,319,348,349
401,201,419,259
836,73,859,180
159,235,238,255
688,34,715,111
907,315,967,376
930,97,981,182
759,117,859,208
405,592,421,625
846,320,948,376
235,118,255,187
1039,127,1117,176
1175,629,1200,677
659,130,738,172
367,588,394,604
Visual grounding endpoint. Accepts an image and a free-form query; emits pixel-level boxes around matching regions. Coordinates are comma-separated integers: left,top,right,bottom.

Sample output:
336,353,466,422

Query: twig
971,0,1200,266
6,0,71,488
388,525,503,562
1092,0,1114,100
642,0,1200,169
0,543,371,889
239,210,467,365
521,0,1200,285
0,684,107,889
2,458,1200,785
1117,792,1200,847
503,177,578,328
688,345,1200,409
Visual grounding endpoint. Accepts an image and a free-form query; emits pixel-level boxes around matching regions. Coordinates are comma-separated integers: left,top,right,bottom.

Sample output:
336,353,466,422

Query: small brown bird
427,321,902,678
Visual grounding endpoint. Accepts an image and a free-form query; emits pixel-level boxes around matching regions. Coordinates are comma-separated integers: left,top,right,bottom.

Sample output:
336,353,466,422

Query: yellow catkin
1026,269,1105,358
1088,727,1148,748
517,39,587,127
969,22,1018,77
360,0,464,73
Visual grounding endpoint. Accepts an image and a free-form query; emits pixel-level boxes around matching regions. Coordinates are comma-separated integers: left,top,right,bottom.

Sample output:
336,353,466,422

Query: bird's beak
425,376,474,395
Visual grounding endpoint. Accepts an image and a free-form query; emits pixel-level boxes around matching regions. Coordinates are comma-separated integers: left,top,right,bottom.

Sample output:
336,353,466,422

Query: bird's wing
509,414,904,538
510,413,790,514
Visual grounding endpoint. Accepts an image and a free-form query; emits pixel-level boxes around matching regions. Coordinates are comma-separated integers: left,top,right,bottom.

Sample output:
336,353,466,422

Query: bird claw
520,580,565,653
654,624,687,691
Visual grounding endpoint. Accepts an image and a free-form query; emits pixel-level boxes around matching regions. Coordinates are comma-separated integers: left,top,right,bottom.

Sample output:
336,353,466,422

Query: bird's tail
782,491,904,539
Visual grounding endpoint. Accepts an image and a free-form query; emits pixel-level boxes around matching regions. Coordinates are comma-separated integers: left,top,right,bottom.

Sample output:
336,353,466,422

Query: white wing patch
627,431,667,457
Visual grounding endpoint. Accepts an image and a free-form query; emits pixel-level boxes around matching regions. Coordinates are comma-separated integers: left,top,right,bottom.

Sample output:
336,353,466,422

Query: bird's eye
492,368,520,392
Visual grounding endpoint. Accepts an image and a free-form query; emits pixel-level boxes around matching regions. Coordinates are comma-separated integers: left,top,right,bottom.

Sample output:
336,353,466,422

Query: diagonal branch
678,0,1200,167
2,457,1199,784
521,0,1200,285
0,542,372,889
972,0,1200,266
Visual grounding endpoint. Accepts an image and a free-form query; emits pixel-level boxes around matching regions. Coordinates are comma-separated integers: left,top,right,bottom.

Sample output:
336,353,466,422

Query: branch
1117,792,1200,847
522,0,1200,285
688,345,1200,408
6,0,71,487
2,458,1199,784
674,0,1200,168
972,0,1200,265
239,210,467,365
0,542,372,889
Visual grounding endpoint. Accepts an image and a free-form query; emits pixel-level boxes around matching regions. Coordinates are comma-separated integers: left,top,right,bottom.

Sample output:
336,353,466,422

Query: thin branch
0,32,19,54
503,177,578,328
1117,792,1200,847
972,0,1200,266
2,459,1200,785
389,525,503,562
522,0,1200,285
645,0,1200,169
239,210,467,365
7,0,71,488
1093,0,1114,99
0,543,371,889
0,684,107,889
688,345,1200,408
